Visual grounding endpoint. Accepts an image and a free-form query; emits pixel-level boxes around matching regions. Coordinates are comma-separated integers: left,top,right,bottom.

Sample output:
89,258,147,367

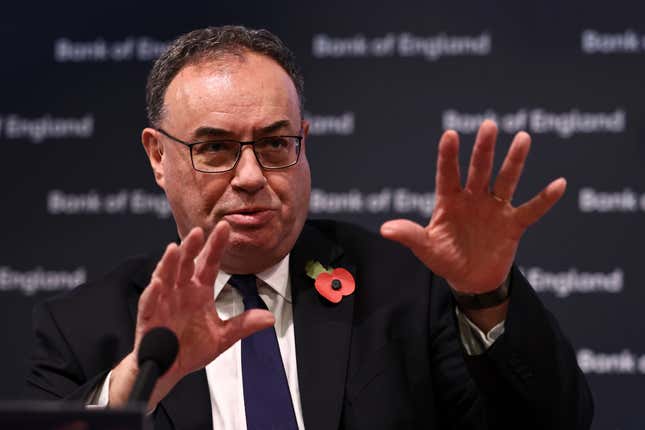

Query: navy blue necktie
228,274,298,430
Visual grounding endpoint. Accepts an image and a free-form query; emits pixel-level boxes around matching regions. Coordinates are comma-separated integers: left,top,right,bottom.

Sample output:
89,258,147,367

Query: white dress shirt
207,254,305,429
89,253,504,429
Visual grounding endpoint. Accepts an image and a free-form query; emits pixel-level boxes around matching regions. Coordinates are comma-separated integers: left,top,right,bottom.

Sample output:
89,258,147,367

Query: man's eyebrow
191,127,232,140
191,120,294,141
258,120,292,135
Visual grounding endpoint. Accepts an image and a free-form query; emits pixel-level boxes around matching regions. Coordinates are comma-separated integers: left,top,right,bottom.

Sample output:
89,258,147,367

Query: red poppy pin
305,260,355,303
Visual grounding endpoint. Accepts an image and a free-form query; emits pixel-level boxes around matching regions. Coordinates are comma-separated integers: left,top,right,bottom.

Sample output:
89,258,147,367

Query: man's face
142,52,311,274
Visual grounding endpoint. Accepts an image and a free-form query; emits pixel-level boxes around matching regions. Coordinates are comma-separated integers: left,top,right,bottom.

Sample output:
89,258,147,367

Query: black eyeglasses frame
155,127,303,173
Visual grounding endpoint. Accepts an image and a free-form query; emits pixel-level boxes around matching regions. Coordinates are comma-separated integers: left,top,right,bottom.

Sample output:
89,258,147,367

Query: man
26,26,593,429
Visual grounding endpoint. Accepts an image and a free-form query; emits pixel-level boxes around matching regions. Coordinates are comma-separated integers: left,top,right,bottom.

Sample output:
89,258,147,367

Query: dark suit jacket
26,220,593,429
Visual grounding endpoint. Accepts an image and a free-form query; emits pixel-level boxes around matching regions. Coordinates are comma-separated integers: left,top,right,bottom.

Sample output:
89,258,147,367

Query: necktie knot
228,274,257,297
228,274,265,310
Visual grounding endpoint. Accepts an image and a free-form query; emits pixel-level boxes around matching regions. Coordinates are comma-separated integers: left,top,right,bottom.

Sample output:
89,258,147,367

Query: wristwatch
450,274,511,310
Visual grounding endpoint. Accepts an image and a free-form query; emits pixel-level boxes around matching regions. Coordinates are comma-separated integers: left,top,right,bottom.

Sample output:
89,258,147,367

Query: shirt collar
214,254,291,302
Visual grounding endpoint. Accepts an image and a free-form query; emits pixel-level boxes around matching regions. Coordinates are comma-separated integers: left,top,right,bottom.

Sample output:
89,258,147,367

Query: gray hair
146,25,305,126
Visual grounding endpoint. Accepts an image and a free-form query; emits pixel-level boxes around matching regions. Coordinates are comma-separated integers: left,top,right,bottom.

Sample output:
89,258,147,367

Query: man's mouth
223,208,275,227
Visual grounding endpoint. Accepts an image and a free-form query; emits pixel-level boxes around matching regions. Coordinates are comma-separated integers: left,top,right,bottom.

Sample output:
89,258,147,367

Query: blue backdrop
1,1,642,428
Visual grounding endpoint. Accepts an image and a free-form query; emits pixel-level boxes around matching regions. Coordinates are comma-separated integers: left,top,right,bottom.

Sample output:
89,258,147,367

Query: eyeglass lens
191,136,299,172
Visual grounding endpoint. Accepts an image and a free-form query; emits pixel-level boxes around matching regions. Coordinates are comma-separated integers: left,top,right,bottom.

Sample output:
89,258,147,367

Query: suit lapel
291,223,356,430
129,253,212,430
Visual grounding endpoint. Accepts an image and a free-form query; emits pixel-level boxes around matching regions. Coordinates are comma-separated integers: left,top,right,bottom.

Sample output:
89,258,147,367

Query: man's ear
141,127,166,189
301,119,310,153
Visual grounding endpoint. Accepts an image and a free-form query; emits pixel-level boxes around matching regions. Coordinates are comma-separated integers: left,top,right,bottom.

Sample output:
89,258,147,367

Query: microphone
128,326,179,404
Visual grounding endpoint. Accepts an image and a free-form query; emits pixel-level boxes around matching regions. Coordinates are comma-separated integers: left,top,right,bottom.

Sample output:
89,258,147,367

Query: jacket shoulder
43,253,155,311
32,254,157,379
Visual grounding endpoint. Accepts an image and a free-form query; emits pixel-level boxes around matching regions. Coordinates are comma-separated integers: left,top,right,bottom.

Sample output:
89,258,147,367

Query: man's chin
221,237,276,273
225,227,283,256
228,229,269,248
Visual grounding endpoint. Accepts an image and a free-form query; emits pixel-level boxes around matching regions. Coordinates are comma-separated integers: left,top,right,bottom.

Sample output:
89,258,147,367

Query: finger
154,290,172,328
492,131,531,201
219,309,275,352
380,219,429,254
138,278,163,322
435,130,462,196
151,243,181,291
194,221,231,286
176,227,205,286
135,278,166,348
515,178,567,228
465,119,498,193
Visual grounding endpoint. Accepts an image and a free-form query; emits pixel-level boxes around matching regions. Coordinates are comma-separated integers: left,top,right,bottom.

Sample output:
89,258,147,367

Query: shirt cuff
455,307,505,356
85,370,112,408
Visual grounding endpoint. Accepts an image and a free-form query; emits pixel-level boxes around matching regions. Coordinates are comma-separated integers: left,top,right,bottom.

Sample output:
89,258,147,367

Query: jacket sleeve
429,265,594,429
25,301,110,402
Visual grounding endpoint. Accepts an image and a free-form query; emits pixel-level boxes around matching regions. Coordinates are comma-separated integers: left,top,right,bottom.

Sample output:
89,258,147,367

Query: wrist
461,300,509,333
108,352,139,407
450,273,511,310
109,351,182,411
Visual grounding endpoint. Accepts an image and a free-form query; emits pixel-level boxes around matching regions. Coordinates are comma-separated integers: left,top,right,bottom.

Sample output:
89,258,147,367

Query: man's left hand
380,120,565,301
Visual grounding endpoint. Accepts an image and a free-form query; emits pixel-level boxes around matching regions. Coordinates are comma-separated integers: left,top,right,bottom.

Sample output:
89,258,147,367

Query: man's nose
230,147,267,192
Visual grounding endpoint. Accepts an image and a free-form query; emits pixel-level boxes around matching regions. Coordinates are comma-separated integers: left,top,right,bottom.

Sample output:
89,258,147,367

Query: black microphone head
137,326,179,375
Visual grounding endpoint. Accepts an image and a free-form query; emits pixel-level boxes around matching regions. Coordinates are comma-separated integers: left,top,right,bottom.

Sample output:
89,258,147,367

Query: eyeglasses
156,128,303,173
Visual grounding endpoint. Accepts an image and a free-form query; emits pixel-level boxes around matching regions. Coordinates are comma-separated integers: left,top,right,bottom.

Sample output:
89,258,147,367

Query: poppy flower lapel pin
305,260,356,303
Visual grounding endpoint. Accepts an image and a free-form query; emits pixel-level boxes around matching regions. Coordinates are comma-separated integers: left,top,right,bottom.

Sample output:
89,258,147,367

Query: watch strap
451,274,511,310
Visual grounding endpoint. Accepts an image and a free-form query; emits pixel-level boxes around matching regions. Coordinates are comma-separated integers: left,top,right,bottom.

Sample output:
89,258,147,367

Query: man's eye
261,137,288,149
194,141,230,154
204,142,225,152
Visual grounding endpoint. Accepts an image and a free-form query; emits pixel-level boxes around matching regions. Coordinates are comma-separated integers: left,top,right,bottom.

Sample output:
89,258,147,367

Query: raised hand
380,120,566,295
109,221,274,408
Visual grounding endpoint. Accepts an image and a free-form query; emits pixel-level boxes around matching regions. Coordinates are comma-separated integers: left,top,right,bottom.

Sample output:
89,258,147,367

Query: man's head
145,26,305,126
141,26,311,274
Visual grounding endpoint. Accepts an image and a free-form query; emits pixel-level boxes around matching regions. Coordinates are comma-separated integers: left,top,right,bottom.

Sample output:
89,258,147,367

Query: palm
381,120,566,293
135,223,273,378
159,282,218,375
423,188,520,291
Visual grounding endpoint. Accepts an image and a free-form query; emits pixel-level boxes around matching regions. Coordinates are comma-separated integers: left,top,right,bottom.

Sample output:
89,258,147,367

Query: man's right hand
107,221,275,409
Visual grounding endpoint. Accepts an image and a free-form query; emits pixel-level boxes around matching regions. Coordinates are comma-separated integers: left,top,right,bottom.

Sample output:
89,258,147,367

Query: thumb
220,309,275,351
380,219,428,253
